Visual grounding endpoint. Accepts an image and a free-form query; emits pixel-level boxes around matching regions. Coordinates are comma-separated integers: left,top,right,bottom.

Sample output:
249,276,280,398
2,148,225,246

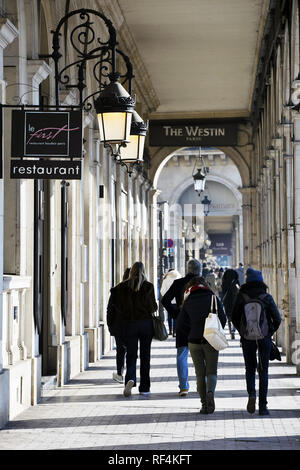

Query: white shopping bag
203,295,228,351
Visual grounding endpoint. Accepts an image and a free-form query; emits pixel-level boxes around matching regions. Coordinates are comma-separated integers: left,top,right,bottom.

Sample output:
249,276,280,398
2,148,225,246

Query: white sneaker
139,391,151,396
113,372,123,383
123,379,134,397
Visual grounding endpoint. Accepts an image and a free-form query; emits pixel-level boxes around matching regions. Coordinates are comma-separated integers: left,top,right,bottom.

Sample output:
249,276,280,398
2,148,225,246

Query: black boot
247,396,256,414
200,403,208,414
259,405,270,416
206,391,215,414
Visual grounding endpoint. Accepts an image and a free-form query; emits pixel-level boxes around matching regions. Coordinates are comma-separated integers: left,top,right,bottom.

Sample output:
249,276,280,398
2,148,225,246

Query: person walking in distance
221,268,240,339
236,262,244,286
160,269,182,336
161,259,201,397
107,268,130,383
176,276,226,414
231,268,281,415
108,262,157,397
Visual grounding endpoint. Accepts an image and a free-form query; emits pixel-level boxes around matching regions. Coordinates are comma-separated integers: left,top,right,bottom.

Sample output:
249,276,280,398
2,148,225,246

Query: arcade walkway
0,331,300,451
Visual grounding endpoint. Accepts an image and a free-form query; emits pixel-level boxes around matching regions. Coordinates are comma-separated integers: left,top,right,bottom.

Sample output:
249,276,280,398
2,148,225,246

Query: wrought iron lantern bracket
39,9,134,110
39,8,142,174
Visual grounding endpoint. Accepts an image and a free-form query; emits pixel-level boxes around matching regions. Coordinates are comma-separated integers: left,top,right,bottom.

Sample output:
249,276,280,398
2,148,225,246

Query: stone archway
149,123,258,268
149,123,252,188
153,147,245,272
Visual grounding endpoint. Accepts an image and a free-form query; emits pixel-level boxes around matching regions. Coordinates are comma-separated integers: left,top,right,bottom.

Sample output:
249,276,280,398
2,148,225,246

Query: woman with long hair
107,261,157,397
107,267,131,383
221,268,240,339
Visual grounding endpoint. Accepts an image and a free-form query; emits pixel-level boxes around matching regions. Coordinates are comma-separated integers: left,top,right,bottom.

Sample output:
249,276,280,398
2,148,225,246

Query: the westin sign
149,119,239,146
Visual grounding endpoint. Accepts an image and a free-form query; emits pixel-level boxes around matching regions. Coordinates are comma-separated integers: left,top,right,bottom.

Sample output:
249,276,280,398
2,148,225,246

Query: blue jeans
241,336,272,408
177,346,189,390
123,319,153,393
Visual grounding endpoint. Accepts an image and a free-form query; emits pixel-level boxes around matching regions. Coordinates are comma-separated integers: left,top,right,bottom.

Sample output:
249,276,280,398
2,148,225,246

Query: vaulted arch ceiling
116,0,267,186
117,0,269,119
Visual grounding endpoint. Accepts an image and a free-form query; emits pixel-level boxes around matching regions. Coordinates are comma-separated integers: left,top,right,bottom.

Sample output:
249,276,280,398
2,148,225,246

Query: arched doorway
153,146,245,283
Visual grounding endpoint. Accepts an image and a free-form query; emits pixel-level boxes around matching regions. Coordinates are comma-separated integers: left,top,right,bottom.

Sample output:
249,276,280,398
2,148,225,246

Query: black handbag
152,312,168,341
270,341,281,361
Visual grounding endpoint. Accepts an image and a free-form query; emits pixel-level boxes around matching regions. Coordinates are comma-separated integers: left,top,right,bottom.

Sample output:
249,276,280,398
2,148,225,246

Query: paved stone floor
0,330,300,452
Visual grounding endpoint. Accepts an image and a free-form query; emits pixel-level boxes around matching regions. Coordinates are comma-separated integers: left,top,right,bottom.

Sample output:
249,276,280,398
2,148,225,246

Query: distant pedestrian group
107,260,281,416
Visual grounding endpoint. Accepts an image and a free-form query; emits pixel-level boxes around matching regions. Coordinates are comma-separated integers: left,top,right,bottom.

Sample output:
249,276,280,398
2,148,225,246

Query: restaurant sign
11,110,82,158
149,119,239,146
10,110,83,180
10,160,81,180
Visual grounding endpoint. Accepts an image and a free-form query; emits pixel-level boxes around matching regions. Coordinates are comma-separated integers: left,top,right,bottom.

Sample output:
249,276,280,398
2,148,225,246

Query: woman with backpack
176,276,226,414
231,268,281,415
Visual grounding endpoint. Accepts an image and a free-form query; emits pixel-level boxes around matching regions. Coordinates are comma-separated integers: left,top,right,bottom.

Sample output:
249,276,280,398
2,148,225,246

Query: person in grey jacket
176,276,226,414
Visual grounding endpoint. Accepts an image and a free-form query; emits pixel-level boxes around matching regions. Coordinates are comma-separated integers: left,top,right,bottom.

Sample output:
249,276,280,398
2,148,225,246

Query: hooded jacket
231,281,281,337
176,285,226,345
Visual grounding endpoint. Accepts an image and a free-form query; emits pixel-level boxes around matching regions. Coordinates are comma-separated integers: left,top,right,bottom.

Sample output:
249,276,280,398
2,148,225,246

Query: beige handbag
203,295,228,351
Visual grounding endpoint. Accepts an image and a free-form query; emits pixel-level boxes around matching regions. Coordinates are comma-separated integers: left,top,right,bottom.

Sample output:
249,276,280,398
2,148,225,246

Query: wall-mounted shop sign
10,160,81,180
209,233,232,256
149,119,239,146
11,110,82,158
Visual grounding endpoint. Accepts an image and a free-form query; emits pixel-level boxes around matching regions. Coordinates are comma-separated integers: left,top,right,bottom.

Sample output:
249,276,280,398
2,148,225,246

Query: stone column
99,144,112,355
130,170,140,265
144,179,153,278
282,119,296,362
0,18,18,380
292,114,300,373
25,61,51,363
148,187,161,293
239,186,256,268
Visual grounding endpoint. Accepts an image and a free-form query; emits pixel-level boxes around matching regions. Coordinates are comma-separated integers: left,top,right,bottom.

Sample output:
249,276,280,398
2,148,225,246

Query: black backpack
239,293,269,340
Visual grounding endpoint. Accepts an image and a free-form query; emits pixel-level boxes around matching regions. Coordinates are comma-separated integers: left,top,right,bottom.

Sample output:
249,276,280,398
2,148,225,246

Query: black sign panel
149,119,239,146
11,160,81,180
209,233,232,256
11,110,83,158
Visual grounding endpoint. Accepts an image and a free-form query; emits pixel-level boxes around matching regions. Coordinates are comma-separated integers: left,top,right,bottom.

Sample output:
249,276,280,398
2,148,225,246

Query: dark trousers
167,313,175,334
123,319,153,393
241,336,272,408
115,336,126,376
189,342,219,405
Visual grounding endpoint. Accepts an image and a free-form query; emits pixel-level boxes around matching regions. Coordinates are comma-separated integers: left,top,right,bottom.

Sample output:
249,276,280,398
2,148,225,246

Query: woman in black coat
107,268,131,383
221,268,240,339
107,262,157,397
176,276,226,414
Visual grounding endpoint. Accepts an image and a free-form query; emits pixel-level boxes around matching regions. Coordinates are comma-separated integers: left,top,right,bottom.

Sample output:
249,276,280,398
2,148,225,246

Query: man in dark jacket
231,268,282,415
161,258,201,396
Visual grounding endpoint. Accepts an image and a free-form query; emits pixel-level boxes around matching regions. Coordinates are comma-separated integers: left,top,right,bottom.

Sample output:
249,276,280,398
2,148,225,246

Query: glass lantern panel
194,178,206,192
119,135,145,162
97,112,132,143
